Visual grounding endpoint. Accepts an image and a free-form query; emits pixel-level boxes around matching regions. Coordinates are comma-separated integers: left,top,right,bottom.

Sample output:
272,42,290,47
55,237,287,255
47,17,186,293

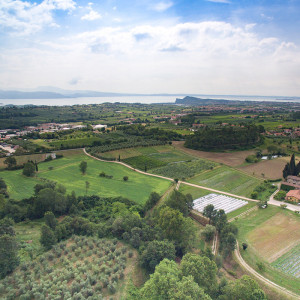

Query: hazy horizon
1,1,300,96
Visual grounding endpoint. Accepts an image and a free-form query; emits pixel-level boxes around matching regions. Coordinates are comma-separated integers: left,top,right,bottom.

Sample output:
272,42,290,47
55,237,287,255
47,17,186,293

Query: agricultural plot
238,157,287,180
272,244,300,278
0,152,171,204
247,212,300,263
152,159,216,180
123,155,167,170
0,236,135,299
193,193,247,214
188,166,262,198
233,206,300,294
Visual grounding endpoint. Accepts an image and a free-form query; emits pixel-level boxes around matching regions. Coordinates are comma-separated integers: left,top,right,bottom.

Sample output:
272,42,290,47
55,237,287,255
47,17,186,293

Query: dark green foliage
22,161,35,177
203,204,217,224
0,218,19,278
144,192,160,211
44,211,57,230
140,240,176,272
185,125,263,150
221,275,267,299
40,225,56,250
4,156,17,169
157,206,196,255
165,191,193,217
123,176,128,181
181,253,218,295
79,161,87,174
283,154,299,178
140,259,211,300
202,225,216,242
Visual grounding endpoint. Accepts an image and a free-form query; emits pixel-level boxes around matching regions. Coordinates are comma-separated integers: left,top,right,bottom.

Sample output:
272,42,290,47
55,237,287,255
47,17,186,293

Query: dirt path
84,148,300,298
234,241,299,299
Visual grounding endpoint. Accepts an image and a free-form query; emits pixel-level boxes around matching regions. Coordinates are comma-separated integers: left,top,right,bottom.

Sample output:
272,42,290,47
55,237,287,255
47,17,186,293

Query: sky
0,0,300,96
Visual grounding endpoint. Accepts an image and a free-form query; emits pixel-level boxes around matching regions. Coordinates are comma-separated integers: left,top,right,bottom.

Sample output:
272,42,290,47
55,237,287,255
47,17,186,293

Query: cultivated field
152,159,216,180
172,141,254,167
233,206,300,295
247,213,300,263
0,152,171,204
188,165,262,198
272,243,300,279
0,236,135,299
238,157,287,180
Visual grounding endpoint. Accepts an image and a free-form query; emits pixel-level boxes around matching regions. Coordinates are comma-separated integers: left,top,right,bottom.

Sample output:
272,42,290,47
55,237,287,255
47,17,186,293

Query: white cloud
0,0,76,35
151,1,173,12
1,21,300,96
81,9,102,21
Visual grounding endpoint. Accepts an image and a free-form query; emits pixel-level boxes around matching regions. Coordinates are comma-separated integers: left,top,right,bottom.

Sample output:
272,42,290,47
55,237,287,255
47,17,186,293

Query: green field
232,206,300,295
178,184,212,199
0,152,171,204
188,166,262,198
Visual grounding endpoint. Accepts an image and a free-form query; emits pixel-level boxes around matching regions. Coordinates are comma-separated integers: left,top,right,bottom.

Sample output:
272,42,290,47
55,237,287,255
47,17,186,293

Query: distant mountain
0,87,190,99
175,96,245,105
0,90,69,99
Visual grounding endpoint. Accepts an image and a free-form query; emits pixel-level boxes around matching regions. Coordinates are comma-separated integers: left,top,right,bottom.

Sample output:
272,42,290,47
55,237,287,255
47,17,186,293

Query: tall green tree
203,204,217,224
40,224,56,250
144,192,160,211
0,218,19,278
22,161,35,177
44,211,57,230
221,275,267,300
4,156,17,169
181,253,218,295
140,259,211,300
140,240,176,272
165,190,193,217
79,161,87,174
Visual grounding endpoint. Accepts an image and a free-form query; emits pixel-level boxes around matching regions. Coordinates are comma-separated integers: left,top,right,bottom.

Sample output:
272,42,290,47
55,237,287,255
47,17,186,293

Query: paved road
269,185,300,212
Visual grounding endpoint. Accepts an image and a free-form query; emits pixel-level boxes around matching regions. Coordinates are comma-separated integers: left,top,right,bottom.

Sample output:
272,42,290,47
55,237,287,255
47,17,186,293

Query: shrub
123,176,129,181
108,283,116,294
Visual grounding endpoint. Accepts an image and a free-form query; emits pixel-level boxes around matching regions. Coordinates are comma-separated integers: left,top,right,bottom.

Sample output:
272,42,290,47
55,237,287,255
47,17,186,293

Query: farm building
285,190,300,203
193,193,247,214
287,175,300,186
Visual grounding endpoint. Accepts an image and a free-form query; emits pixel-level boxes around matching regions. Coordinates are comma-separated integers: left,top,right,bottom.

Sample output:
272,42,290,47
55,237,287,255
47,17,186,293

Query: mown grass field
232,206,300,295
0,151,171,204
188,165,262,198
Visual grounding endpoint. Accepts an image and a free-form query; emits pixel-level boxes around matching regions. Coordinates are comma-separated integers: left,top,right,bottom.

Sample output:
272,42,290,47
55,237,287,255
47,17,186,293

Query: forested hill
184,125,264,151
175,96,243,106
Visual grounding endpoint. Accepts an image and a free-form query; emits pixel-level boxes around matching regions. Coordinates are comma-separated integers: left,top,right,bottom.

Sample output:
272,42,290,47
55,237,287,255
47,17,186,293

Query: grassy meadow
0,151,171,204
188,165,263,198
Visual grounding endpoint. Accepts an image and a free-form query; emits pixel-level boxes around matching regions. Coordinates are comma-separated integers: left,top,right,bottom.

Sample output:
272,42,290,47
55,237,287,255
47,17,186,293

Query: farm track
228,206,258,222
234,241,300,299
84,148,300,299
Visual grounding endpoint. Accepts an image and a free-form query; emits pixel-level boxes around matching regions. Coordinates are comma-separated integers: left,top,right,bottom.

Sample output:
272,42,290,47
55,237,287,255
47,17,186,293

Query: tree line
185,125,264,151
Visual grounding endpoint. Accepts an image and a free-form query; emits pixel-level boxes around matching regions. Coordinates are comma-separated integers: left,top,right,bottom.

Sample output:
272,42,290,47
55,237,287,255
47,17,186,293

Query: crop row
273,244,300,278
0,236,133,299
152,159,216,179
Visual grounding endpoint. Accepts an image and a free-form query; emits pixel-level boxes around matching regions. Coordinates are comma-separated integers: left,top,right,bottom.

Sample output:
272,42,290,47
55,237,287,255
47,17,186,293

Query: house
285,190,300,203
287,175,300,186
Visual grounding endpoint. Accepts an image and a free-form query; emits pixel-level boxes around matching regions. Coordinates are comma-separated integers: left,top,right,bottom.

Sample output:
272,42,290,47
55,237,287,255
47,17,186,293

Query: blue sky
0,0,299,96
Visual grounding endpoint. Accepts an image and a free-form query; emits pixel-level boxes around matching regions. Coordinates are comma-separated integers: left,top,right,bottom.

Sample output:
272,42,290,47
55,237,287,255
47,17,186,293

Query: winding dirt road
83,148,300,299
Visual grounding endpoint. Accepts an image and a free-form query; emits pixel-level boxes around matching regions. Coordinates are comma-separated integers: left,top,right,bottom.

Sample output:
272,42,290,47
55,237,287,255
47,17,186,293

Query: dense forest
184,125,264,151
